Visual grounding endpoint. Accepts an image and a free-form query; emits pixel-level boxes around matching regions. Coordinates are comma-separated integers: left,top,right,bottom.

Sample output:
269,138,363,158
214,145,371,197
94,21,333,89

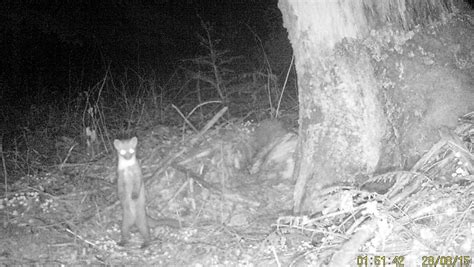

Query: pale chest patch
118,157,138,169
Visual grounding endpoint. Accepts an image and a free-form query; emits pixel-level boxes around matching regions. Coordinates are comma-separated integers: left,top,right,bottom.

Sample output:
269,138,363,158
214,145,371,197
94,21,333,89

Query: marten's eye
120,150,127,156
128,148,135,154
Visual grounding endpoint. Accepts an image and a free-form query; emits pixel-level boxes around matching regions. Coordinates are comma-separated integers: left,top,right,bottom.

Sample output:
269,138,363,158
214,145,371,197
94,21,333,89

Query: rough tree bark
278,1,387,212
278,0,459,213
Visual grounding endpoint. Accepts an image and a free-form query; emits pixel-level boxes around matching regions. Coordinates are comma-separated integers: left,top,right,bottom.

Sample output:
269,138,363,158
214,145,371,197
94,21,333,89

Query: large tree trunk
279,1,386,212
278,0,457,212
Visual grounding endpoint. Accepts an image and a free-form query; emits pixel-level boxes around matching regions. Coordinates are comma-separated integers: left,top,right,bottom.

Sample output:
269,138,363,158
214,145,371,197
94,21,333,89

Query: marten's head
113,137,138,160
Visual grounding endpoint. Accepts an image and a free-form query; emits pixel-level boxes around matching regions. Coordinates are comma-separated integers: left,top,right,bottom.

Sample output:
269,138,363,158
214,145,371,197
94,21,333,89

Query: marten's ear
113,139,121,150
130,137,138,147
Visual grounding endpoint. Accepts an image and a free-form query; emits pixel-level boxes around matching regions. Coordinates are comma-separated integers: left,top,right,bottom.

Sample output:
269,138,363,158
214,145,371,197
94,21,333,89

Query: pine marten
113,137,150,248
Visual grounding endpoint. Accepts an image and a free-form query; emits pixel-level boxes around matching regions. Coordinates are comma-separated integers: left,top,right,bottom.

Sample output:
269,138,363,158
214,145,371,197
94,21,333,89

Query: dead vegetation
0,109,472,265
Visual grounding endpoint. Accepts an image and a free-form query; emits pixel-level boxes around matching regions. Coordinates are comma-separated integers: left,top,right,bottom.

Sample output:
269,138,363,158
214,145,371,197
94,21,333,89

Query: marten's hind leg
136,200,150,248
117,205,135,247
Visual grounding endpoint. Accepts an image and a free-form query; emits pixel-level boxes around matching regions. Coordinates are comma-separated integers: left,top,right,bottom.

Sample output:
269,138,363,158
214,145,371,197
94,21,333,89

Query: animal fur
113,137,150,248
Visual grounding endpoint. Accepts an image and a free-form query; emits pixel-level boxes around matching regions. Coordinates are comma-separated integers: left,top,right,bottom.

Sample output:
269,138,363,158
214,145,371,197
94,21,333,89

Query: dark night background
0,1,287,103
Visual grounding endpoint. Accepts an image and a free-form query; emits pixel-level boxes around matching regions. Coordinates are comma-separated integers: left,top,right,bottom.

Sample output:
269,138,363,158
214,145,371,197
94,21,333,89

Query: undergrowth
0,30,298,226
